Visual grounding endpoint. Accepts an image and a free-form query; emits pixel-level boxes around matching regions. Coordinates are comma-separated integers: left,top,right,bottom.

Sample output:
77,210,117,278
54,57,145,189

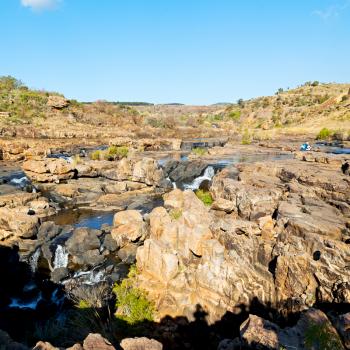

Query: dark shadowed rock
66,227,101,255
167,160,207,183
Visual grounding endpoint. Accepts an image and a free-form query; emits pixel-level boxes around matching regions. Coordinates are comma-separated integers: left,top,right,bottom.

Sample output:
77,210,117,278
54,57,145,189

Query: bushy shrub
105,146,128,160
305,321,343,350
316,94,330,104
316,127,333,140
113,266,154,325
145,117,165,128
169,208,182,220
31,284,114,346
72,155,82,166
191,147,207,156
227,110,241,121
90,146,128,161
241,129,252,145
272,113,282,127
195,190,213,206
90,150,102,160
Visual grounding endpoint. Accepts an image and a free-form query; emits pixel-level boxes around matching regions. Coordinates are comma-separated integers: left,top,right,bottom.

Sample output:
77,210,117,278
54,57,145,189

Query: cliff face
136,155,350,323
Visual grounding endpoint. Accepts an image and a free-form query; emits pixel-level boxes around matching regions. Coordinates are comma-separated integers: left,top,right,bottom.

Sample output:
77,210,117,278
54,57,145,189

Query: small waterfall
166,177,177,189
29,249,40,273
53,245,68,269
183,166,215,190
10,176,31,189
69,269,106,285
89,270,105,285
10,176,28,185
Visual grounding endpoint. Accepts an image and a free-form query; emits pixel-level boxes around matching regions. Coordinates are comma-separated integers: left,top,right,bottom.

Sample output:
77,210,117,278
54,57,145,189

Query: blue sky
1,0,349,104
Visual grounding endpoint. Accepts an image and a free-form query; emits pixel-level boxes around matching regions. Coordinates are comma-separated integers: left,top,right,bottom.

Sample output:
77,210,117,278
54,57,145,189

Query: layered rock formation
136,156,350,323
1,331,162,350
0,191,56,242
21,157,170,210
23,158,76,183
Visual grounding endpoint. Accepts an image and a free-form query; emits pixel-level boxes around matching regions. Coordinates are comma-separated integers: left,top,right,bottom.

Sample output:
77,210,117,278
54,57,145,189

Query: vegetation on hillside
0,75,141,128
1,76,349,139
0,76,54,124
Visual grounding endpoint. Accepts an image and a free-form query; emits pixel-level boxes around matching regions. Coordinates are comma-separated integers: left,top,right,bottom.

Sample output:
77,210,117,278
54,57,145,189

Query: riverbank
0,136,349,349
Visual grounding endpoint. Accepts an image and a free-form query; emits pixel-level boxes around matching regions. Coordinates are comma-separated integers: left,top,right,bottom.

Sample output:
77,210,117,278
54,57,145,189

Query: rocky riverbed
0,137,349,349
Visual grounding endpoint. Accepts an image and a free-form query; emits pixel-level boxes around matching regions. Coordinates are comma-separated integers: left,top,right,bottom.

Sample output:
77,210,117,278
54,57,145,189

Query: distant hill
83,101,154,106
222,82,350,137
211,102,232,106
0,76,349,139
160,103,185,106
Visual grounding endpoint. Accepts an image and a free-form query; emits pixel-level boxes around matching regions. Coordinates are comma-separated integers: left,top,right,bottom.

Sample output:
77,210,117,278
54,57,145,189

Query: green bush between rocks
113,266,155,325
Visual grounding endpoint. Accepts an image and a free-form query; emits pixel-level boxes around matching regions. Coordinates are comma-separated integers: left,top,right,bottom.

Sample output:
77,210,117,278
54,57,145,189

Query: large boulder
23,158,75,183
0,207,39,239
240,314,280,349
111,210,146,247
132,158,164,186
166,160,207,183
120,337,162,350
0,329,28,350
149,190,212,258
66,227,101,255
47,95,69,109
83,333,115,350
334,313,350,349
65,227,104,268
240,309,345,350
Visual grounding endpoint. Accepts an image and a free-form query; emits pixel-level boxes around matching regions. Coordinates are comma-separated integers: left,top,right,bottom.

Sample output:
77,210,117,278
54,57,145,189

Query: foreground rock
0,329,28,350
120,337,163,350
30,333,162,350
218,308,345,350
136,156,350,323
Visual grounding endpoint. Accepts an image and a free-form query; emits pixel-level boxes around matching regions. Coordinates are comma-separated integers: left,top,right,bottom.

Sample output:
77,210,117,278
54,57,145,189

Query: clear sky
1,0,349,104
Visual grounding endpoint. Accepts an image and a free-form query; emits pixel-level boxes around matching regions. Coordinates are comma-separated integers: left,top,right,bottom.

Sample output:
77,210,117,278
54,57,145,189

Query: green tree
237,98,244,107
0,76,24,90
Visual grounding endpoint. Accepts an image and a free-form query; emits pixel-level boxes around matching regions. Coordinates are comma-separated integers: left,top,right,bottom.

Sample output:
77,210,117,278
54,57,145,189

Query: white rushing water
166,177,177,189
68,269,106,285
53,245,69,269
10,176,30,187
183,166,215,190
29,249,40,273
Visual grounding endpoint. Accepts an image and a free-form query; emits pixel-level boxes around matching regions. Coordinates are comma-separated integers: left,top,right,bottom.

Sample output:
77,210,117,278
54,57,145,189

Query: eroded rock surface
23,158,75,183
120,337,163,350
237,308,344,350
136,157,350,323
